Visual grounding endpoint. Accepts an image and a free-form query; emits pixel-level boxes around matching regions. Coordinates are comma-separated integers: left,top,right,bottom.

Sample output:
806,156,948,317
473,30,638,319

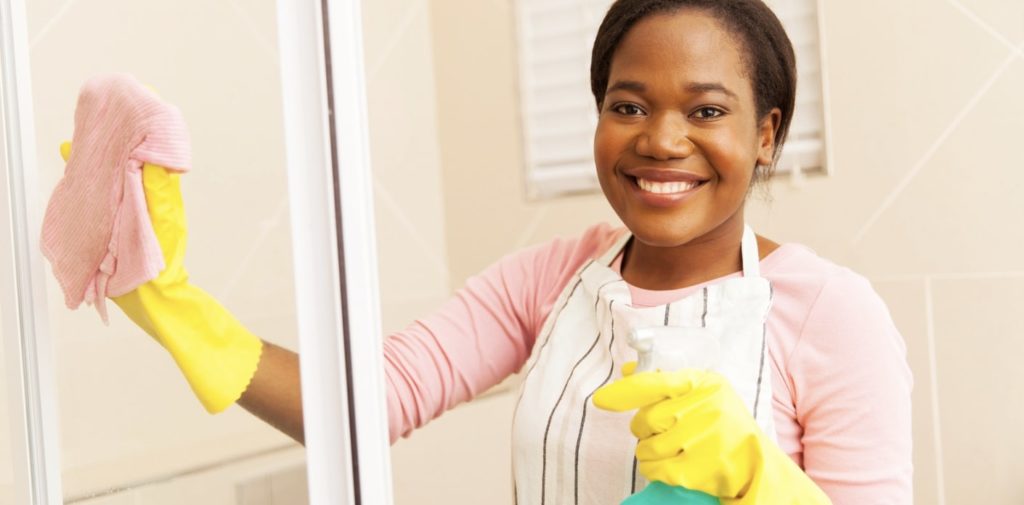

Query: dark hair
590,0,797,178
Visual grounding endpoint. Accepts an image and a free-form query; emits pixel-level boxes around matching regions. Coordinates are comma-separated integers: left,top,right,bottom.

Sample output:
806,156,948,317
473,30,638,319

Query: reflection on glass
0,309,17,504
23,0,307,502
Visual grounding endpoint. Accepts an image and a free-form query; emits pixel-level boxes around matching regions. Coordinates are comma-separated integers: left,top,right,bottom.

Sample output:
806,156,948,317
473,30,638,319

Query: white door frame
0,0,64,503
276,0,393,503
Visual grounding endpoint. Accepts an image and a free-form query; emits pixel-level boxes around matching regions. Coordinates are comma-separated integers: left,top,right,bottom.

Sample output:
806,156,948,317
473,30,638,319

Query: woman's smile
621,166,709,208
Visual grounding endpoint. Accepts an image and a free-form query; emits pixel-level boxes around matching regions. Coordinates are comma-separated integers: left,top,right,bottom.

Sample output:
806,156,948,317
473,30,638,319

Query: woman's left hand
593,364,832,504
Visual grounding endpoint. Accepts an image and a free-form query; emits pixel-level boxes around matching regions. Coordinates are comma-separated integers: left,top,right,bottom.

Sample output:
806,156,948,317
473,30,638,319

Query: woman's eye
692,107,725,120
612,103,645,116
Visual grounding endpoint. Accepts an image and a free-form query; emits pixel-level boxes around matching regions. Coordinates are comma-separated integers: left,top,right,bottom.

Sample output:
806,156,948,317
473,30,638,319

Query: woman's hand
593,364,832,504
60,142,264,414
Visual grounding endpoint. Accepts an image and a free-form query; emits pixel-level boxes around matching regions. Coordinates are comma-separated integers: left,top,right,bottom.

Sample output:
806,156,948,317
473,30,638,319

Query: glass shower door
1,0,392,503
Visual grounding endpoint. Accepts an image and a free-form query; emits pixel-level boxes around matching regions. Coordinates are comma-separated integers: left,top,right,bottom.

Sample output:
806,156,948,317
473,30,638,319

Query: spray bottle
621,326,721,505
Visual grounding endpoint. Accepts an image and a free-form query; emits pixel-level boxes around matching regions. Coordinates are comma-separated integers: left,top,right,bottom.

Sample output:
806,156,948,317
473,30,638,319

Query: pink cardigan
384,222,913,504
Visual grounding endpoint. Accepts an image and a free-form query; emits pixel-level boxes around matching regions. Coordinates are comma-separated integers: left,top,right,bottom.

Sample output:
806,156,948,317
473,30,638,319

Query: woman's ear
756,108,782,166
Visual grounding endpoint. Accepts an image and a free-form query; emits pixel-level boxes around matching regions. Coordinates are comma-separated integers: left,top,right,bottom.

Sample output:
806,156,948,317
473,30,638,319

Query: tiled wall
749,1,1024,502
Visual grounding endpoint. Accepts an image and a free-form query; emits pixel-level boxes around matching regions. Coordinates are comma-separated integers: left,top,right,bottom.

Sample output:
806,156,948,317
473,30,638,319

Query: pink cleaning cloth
41,73,191,323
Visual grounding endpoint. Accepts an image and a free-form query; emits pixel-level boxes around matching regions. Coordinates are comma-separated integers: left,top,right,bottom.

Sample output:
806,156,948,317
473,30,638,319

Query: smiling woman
593,8,786,287
382,1,911,504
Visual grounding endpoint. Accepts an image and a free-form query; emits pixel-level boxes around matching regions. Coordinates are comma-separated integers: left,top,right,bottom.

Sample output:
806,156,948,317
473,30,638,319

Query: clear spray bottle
621,326,722,505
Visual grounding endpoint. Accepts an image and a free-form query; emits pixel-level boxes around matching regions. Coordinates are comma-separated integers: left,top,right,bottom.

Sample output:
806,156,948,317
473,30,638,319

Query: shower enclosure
0,0,393,503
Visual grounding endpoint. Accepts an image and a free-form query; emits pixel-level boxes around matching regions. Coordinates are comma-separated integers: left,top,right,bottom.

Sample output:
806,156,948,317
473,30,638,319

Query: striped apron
511,225,776,504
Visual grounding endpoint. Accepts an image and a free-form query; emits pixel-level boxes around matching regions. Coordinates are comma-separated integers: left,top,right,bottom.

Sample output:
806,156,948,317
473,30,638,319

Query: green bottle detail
623,482,719,505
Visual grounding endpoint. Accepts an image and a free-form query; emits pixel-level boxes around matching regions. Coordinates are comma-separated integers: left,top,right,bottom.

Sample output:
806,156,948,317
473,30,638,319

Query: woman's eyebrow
607,80,737,100
685,81,737,99
606,80,646,94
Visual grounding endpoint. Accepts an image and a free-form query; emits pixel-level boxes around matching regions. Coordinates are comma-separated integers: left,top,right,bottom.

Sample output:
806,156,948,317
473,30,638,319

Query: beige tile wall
393,0,1024,504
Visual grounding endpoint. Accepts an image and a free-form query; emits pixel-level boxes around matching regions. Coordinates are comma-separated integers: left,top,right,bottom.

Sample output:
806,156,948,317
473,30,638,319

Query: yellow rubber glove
61,142,263,413
593,363,832,504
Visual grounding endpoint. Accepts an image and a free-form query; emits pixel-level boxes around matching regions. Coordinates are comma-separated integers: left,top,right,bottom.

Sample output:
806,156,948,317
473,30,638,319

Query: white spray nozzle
628,326,720,373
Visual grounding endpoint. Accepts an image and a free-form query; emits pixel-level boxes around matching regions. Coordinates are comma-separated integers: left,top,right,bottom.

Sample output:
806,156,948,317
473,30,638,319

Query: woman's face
594,10,779,249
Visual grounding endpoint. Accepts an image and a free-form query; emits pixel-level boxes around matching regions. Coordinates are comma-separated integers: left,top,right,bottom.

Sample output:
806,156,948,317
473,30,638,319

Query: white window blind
513,0,830,199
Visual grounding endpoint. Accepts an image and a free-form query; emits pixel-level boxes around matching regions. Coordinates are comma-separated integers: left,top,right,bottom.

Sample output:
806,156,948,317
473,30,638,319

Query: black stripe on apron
513,270,588,503
573,299,619,505
751,282,773,420
540,279,620,505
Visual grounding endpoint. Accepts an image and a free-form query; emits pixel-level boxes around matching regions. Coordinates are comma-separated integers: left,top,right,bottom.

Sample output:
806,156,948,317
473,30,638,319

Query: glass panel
21,0,309,502
0,309,18,504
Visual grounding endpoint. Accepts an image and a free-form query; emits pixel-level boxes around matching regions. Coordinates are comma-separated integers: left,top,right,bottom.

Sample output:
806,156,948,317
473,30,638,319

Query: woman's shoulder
762,243,893,334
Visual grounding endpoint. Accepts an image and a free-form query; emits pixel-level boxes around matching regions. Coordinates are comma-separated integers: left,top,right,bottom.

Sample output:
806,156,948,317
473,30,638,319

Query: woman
88,0,912,503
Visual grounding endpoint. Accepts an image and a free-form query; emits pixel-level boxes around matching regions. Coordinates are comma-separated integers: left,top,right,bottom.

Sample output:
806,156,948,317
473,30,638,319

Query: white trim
322,0,394,501
0,0,64,502
274,1,354,503
815,0,835,176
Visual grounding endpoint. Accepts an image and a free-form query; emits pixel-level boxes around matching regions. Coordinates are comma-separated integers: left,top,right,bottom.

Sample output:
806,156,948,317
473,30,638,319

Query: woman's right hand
61,142,264,415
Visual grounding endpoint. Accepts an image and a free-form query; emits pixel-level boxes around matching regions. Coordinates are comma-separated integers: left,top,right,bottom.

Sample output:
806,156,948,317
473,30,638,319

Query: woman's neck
620,216,776,290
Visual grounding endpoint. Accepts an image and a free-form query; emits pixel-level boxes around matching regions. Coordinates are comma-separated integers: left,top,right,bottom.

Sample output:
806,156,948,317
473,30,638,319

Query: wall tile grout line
62,444,302,503
923,276,947,505
28,0,77,49
942,0,1023,57
216,197,290,300
511,205,550,250
367,0,427,80
871,270,1024,283
851,44,1021,244
223,0,281,67
373,177,452,285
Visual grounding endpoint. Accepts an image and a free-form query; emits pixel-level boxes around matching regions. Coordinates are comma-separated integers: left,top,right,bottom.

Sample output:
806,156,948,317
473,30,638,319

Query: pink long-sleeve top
384,222,914,504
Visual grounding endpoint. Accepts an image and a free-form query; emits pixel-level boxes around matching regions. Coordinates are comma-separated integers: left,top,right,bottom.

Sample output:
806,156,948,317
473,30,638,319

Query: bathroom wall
395,0,1024,504
748,2,1024,503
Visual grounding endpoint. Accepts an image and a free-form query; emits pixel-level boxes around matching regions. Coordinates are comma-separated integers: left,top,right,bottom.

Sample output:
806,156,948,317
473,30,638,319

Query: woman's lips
627,175,706,208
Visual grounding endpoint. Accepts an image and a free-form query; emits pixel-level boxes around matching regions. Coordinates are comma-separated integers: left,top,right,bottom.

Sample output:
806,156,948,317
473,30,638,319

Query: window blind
513,0,830,199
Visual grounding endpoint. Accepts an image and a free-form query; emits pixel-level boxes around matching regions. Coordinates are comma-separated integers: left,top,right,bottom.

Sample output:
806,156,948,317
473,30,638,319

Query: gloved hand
61,142,263,413
593,362,832,504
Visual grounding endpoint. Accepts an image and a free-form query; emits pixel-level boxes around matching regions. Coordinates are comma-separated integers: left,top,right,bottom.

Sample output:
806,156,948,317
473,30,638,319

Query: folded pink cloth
41,73,191,322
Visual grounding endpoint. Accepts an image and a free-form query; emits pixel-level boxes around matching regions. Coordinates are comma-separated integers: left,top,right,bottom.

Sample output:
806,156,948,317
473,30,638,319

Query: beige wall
747,2,1024,503
389,0,1024,504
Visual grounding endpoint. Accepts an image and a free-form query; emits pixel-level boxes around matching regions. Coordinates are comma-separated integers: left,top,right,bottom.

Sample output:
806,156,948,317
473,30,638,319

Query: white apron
511,226,776,505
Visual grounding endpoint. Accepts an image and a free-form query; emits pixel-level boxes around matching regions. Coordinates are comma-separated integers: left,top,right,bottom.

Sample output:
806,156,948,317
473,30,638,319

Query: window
514,0,830,199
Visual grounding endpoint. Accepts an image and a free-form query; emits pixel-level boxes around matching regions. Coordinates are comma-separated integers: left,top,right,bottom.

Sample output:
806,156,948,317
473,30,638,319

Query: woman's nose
634,112,695,160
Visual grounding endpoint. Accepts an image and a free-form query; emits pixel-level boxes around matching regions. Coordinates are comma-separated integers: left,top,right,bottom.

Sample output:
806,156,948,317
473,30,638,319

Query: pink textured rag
41,73,191,323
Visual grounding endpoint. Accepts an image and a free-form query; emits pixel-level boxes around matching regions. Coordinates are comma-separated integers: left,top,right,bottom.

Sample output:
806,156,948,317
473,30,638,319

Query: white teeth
636,178,700,194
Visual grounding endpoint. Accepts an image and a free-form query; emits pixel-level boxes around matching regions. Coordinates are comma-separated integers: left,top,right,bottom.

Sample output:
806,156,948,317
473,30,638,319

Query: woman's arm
792,274,914,503
238,341,305,444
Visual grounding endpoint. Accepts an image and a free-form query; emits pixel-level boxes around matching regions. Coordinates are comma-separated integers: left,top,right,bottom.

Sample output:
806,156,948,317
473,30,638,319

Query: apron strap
741,224,761,278
597,229,633,266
